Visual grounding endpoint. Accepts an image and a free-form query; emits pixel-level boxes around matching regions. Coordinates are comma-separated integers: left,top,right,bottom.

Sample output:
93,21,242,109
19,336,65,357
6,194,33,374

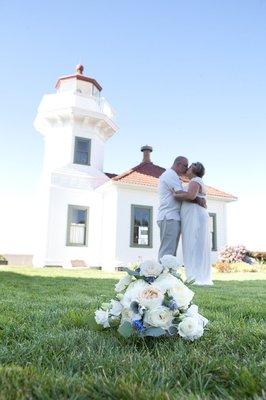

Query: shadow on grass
0,270,117,285
0,271,118,308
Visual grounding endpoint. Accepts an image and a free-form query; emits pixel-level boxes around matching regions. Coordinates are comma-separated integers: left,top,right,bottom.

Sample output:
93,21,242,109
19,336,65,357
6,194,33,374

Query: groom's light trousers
157,218,181,262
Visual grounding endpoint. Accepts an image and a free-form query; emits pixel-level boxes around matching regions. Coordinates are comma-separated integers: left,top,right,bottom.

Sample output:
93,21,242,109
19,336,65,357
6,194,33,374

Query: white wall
100,185,118,270
32,178,229,270
114,185,160,267
112,185,228,269
33,184,102,268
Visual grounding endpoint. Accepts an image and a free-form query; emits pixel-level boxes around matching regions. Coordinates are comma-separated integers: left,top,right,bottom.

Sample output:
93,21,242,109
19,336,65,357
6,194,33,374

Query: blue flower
135,267,141,274
132,319,145,332
168,299,178,310
144,276,156,284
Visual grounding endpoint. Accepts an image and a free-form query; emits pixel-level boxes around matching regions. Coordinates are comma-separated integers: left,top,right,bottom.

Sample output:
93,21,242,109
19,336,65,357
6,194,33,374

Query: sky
0,0,265,253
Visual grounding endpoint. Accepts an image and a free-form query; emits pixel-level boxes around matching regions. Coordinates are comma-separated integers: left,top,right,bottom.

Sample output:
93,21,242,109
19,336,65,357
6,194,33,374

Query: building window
74,137,91,165
130,205,153,248
209,213,217,251
66,205,89,246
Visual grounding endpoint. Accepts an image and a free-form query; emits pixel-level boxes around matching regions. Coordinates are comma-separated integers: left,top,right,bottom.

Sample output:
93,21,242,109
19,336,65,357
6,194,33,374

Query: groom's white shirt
157,169,183,221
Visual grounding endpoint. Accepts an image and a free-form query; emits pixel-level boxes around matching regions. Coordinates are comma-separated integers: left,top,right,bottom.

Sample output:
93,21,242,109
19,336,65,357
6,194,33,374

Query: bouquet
95,255,208,341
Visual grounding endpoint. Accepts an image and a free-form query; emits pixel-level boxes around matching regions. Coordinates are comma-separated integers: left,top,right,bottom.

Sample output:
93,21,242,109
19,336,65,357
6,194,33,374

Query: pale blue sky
0,1,265,251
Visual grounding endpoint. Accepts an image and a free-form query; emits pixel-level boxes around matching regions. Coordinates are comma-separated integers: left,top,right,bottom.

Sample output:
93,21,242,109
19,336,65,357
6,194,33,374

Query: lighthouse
33,65,118,268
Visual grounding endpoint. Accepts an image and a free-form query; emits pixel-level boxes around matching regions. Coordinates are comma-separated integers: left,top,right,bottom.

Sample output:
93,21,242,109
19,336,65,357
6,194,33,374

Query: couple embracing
157,156,213,286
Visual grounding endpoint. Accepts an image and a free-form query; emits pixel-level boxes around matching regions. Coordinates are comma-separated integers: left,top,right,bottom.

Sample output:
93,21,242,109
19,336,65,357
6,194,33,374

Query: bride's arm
172,181,200,200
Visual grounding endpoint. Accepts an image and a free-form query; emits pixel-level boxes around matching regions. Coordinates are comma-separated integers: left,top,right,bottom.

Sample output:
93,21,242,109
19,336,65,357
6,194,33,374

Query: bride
172,162,213,285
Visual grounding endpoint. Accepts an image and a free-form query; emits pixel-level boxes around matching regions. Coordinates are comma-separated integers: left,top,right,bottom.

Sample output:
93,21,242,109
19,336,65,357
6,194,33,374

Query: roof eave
207,195,238,202
113,181,158,192
97,177,238,200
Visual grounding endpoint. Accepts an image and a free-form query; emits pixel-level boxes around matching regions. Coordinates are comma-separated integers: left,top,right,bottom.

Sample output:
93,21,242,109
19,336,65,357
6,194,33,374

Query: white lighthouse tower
33,65,118,268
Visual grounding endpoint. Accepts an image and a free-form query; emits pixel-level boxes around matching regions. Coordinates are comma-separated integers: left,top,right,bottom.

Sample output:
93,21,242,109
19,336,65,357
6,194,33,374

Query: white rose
185,305,208,327
144,306,173,329
120,307,141,324
153,273,181,293
95,309,110,328
109,299,123,316
121,280,149,308
168,284,194,310
138,286,164,309
139,260,163,277
160,255,181,270
184,304,198,317
178,317,204,341
115,274,132,292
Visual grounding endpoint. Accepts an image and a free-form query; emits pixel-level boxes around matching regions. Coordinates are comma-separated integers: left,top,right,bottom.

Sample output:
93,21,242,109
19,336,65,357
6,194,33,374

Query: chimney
141,145,153,163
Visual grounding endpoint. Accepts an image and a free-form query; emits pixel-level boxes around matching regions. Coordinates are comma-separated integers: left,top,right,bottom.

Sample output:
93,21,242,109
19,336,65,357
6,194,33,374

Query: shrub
218,245,249,263
214,261,233,273
213,261,265,273
231,262,260,273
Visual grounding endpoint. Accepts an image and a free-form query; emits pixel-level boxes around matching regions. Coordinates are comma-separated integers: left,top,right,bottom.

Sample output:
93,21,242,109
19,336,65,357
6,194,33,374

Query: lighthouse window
74,137,91,165
66,205,89,246
130,205,153,248
92,84,100,99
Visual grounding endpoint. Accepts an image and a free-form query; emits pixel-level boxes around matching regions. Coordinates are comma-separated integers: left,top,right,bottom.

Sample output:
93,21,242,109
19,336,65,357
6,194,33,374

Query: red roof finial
55,65,102,91
76,64,84,75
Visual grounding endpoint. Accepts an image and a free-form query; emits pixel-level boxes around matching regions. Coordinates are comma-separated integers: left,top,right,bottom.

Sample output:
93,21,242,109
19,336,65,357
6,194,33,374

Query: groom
157,156,188,261
157,156,206,261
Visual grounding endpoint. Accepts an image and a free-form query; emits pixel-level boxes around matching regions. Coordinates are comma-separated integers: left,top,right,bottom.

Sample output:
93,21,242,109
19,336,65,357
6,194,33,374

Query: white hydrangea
139,260,163,277
95,309,110,328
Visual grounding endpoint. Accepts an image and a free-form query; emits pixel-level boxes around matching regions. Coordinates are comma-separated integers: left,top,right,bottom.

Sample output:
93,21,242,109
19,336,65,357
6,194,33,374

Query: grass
0,267,265,400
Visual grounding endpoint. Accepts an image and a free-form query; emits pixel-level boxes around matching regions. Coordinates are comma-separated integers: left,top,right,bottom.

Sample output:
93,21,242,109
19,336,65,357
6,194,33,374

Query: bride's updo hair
192,162,205,178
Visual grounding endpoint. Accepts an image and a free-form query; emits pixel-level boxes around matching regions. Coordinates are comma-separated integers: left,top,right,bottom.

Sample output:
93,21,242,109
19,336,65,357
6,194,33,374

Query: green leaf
171,271,183,281
118,321,133,338
172,317,180,324
122,267,140,277
141,327,165,337
109,316,121,328
184,278,196,286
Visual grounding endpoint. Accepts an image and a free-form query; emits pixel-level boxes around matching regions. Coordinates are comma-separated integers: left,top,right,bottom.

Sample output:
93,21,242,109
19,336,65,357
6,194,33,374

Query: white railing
99,96,116,120
39,93,116,121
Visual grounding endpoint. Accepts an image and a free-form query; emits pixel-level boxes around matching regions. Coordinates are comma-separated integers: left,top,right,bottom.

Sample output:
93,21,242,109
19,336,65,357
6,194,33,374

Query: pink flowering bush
218,245,248,263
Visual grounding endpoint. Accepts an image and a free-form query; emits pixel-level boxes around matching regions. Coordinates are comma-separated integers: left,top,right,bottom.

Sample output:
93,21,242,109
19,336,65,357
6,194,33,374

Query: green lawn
0,267,265,400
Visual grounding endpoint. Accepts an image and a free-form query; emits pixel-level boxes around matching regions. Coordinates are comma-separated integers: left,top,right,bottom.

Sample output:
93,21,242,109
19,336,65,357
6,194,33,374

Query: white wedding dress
181,177,213,285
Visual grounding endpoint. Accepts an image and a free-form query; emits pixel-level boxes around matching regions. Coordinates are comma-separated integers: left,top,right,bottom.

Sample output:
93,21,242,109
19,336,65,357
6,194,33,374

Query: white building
33,66,236,271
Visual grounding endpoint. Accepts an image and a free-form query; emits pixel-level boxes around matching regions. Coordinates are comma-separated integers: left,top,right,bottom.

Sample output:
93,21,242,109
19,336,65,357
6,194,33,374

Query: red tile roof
105,162,237,201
